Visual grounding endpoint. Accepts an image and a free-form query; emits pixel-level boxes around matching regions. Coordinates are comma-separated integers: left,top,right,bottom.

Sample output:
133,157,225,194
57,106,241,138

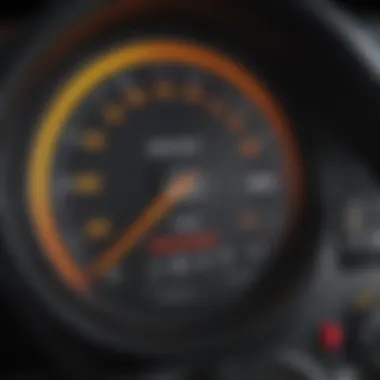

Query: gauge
2,37,303,350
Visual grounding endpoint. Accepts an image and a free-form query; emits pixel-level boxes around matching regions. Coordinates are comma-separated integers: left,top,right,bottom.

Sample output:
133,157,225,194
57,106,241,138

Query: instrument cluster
1,1,380,378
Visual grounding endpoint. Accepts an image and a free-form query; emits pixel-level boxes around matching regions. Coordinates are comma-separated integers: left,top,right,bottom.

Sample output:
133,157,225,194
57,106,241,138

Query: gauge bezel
0,0,313,356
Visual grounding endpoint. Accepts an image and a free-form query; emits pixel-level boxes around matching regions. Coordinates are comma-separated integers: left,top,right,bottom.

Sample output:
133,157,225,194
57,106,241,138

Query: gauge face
26,40,301,324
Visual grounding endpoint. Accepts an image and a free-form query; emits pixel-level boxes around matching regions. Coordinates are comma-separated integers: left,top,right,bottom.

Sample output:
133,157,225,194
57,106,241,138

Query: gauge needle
86,171,198,279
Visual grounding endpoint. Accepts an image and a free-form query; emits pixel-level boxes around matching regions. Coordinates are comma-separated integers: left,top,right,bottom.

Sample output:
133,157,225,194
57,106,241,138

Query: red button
319,321,344,352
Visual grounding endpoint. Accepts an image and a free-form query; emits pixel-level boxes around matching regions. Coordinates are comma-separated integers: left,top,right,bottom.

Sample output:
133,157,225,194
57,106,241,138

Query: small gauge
342,196,380,266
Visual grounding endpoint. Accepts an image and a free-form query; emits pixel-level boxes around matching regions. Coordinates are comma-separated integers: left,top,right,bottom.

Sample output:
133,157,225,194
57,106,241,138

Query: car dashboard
1,1,380,379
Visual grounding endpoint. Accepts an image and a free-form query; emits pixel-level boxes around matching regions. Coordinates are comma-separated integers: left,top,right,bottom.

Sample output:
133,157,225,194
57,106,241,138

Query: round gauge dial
26,40,302,327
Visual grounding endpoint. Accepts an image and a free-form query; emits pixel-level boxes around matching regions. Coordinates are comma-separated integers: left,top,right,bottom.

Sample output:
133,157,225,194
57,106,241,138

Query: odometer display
27,40,301,325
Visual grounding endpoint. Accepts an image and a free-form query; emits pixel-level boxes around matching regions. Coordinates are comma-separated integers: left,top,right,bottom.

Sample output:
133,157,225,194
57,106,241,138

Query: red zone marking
147,230,219,256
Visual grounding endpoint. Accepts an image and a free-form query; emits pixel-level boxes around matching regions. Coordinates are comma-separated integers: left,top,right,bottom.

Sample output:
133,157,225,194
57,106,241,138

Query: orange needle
86,171,198,279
